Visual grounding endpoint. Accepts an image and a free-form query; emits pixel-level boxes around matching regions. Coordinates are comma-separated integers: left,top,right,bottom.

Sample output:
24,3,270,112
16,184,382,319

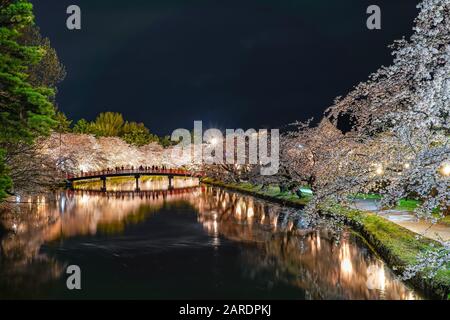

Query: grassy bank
201,178,311,207
322,204,450,299
440,216,450,227
202,178,450,299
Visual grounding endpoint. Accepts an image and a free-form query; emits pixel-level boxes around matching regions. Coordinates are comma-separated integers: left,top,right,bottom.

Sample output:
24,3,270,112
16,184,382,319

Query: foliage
240,0,450,222
18,24,66,90
202,178,311,206
90,112,124,137
121,121,159,146
309,0,449,280
0,149,12,199
325,0,450,219
70,112,172,148
0,0,56,144
4,140,62,195
207,0,450,281
41,133,176,173
325,204,449,294
402,243,450,281
54,111,72,133
158,135,175,148
72,118,92,134
0,0,58,199
204,178,449,296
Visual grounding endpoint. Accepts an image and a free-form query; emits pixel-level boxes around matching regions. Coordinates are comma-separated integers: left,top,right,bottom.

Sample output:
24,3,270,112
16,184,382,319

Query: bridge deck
67,169,203,182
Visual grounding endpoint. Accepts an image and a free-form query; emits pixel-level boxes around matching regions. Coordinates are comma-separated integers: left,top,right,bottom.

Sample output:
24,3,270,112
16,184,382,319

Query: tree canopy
72,112,171,147
0,0,58,199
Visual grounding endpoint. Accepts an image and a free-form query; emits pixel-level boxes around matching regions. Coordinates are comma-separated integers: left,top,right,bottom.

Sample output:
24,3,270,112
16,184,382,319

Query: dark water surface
0,185,421,299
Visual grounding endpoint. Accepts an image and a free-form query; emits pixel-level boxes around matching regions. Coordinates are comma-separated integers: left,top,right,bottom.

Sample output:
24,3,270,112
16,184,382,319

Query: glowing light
247,206,254,218
375,165,384,175
339,243,353,279
341,258,353,275
407,292,416,300
210,138,218,145
403,163,410,169
79,195,89,205
440,163,450,176
316,232,321,250
60,196,66,212
235,204,242,217
366,263,386,291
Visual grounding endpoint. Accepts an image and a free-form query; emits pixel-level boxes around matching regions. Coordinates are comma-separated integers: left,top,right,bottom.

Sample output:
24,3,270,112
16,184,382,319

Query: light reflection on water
195,188,420,300
0,184,422,299
74,176,200,191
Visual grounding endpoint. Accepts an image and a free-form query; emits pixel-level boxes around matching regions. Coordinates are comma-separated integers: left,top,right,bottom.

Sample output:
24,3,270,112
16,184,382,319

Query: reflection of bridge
67,169,204,192
71,186,200,198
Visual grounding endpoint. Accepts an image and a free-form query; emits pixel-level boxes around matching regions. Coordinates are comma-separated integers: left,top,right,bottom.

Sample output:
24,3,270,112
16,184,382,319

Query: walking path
351,199,450,243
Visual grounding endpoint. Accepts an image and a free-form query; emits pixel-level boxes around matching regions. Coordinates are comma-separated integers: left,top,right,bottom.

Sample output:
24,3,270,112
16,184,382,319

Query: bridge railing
67,168,204,180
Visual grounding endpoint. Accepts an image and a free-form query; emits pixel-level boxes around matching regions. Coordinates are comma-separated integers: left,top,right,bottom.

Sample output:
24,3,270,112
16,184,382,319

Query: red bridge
67,168,204,191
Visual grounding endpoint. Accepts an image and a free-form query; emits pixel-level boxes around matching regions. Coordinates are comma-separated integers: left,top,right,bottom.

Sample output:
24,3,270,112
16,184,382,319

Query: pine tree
0,149,12,200
0,0,57,199
73,118,92,134
54,111,72,133
91,112,124,137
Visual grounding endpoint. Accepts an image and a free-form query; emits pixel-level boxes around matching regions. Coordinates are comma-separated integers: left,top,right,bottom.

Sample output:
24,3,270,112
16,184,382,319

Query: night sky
32,0,420,136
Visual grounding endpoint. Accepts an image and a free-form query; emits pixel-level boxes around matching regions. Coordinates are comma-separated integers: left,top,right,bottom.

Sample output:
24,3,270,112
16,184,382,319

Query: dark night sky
31,0,419,135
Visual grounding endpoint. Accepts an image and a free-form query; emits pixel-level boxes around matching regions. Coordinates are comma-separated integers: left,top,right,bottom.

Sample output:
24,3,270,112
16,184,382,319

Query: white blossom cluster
227,0,449,280
402,242,450,280
324,0,449,219
40,133,183,173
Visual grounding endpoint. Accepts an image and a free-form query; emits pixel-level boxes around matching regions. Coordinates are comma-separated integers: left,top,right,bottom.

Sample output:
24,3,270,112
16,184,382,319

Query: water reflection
74,177,199,191
193,187,420,300
0,187,200,298
0,184,421,299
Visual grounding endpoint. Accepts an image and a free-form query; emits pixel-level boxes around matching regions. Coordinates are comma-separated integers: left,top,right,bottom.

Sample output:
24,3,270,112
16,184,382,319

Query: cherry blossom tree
324,0,450,220
40,133,190,175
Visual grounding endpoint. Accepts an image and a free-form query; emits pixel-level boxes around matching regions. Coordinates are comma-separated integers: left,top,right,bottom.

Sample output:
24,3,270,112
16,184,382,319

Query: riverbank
202,178,450,299
351,199,450,242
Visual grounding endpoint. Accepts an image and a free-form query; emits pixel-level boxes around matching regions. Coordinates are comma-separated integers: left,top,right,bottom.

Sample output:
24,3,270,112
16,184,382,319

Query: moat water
0,182,422,299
